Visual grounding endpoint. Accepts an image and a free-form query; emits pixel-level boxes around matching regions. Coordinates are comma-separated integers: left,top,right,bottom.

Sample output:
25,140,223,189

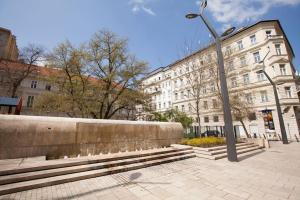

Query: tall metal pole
199,14,238,161
260,70,289,144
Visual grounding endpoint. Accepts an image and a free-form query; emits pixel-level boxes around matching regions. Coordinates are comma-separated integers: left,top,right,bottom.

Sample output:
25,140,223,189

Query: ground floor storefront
188,106,300,141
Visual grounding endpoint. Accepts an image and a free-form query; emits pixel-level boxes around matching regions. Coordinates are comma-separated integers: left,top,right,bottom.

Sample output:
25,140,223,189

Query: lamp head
185,13,199,19
221,27,236,37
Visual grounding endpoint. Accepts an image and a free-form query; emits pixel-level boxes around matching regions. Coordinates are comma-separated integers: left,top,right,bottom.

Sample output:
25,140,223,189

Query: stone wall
0,115,183,159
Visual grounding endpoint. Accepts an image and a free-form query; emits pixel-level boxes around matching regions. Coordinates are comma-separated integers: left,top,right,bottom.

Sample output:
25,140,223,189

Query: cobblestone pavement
1,142,300,200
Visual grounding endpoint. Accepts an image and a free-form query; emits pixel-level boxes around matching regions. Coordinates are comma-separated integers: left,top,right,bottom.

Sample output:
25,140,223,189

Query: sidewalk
0,142,300,200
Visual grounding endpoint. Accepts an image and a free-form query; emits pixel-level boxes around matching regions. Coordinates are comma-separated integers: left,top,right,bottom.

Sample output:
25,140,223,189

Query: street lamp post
186,0,237,161
259,48,289,144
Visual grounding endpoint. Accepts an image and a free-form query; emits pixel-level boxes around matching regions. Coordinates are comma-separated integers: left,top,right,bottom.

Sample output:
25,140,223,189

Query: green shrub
180,137,225,148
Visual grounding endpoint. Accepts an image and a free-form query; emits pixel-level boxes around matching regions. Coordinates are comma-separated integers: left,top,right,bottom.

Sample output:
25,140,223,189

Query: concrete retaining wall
0,115,183,159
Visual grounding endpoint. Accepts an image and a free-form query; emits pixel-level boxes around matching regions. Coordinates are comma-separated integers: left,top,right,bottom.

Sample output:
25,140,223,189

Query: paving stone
0,142,299,199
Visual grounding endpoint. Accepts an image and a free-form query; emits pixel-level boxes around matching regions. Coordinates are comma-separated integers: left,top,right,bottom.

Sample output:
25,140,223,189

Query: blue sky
0,0,300,71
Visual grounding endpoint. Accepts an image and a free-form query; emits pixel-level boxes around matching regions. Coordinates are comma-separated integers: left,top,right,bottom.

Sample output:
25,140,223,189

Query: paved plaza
0,142,300,200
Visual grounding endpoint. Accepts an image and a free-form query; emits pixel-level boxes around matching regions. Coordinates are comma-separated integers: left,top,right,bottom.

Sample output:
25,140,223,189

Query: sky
0,0,300,72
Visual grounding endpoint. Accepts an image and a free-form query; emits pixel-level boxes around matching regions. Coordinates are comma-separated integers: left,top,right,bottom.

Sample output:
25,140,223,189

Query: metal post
199,14,238,161
261,71,289,144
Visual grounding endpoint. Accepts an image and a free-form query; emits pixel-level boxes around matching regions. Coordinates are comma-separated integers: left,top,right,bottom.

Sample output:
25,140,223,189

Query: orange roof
0,59,123,89
0,59,60,76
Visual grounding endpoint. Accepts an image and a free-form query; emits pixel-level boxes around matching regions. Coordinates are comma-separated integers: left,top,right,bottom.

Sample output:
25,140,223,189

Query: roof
143,19,295,80
0,97,21,106
0,59,60,76
0,59,123,89
0,27,12,34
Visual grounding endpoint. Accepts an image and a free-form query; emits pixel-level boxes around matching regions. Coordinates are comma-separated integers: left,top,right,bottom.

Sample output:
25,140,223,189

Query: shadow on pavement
238,149,266,162
53,172,170,200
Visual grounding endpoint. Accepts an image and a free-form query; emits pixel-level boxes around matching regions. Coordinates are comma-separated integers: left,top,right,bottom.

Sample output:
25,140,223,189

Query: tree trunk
196,102,201,138
240,119,250,138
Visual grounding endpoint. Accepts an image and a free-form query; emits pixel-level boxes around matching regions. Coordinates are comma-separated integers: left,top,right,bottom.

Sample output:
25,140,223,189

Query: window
174,72,177,77
175,106,178,110
204,116,209,123
225,46,232,55
280,64,287,75
180,91,184,99
202,86,207,94
186,66,189,72
31,80,37,89
180,79,184,86
253,52,261,63
163,102,166,108
212,99,218,109
158,77,161,80
285,87,292,98
203,101,208,110
246,93,253,104
175,93,178,100
200,71,205,80
188,103,192,112
237,40,244,50
275,44,282,55
231,77,237,88
266,30,272,38
257,71,265,81
187,90,191,98
213,116,219,122
209,68,214,76
159,103,161,109
210,82,216,92
243,74,250,85
260,91,268,102
168,101,171,107
207,54,212,63
27,96,34,107
181,105,185,112
228,61,234,71
240,56,246,67
250,35,256,45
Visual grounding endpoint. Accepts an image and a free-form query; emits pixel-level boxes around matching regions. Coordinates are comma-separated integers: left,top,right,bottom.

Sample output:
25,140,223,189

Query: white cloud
196,0,300,24
129,0,156,16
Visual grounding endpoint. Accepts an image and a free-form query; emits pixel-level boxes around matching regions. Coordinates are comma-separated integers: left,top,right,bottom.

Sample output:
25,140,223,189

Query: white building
139,20,300,140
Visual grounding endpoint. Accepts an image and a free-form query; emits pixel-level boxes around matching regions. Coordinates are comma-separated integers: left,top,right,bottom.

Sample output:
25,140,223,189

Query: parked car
201,130,221,137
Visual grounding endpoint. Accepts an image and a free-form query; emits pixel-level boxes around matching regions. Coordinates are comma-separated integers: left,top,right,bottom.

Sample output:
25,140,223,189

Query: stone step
204,143,252,152
195,146,263,160
194,144,258,156
0,146,192,176
0,153,195,196
214,146,263,160
171,143,251,152
0,150,194,185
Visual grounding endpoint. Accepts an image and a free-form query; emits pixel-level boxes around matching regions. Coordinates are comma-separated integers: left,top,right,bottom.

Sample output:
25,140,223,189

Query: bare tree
179,41,211,136
46,41,91,118
36,30,148,120
88,30,147,119
209,53,251,138
0,44,44,97
184,59,206,135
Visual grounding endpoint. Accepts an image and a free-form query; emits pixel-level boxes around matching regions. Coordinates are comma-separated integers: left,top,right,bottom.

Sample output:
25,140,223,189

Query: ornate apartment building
139,20,300,140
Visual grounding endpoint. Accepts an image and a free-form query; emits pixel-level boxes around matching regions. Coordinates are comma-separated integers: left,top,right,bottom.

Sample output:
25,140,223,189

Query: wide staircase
0,146,195,196
172,142,264,160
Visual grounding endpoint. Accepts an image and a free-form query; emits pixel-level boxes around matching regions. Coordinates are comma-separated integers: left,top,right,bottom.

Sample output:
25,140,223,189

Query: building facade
139,20,300,140
0,27,18,61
